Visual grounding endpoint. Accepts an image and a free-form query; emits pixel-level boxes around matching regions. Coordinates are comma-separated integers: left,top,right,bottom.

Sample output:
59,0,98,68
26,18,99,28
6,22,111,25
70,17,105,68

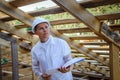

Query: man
31,18,73,80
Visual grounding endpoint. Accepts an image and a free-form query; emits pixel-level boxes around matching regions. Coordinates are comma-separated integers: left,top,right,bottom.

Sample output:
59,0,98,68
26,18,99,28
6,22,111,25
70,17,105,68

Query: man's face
35,22,50,42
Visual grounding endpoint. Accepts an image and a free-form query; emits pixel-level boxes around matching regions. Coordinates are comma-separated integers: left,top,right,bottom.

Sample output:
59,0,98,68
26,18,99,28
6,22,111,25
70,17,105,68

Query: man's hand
42,74,51,80
58,66,71,73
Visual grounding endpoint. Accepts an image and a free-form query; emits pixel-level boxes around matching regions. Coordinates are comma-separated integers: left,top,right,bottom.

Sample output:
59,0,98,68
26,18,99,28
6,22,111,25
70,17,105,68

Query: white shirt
31,36,73,80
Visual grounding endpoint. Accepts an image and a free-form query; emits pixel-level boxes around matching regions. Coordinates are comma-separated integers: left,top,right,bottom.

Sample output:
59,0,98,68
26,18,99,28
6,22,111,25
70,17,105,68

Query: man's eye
40,28,43,30
45,26,48,28
38,28,43,30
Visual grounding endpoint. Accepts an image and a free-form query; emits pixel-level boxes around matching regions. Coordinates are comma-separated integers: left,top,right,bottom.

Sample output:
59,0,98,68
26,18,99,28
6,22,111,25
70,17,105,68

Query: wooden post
0,45,2,80
11,39,19,80
109,43,120,80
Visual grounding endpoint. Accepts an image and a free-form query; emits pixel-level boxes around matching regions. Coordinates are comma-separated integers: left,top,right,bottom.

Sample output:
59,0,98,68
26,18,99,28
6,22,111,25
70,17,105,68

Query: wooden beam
58,27,91,33
1,10,120,22
109,43,120,80
96,52,109,55
79,42,108,45
0,21,39,43
52,0,120,48
30,6,65,16
51,18,80,25
97,12,120,20
72,51,109,55
2,70,24,76
9,0,44,7
87,47,109,51
70,36,102,40
109,24,120,31
0,0,34,26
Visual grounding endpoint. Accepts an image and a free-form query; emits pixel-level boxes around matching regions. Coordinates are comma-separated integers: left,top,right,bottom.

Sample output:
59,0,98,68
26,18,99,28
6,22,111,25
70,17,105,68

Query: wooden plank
1,11,120,22
2,70,24,76
87,47,109,51
9,0,44,7
0,0,34,26
70,36,102,40
96,52,109,55
109,43,120,80
97,12,120,20
58,27,91,33
30,6,64,16
79,42,108,45
51,18,80,25
109,24,120,31
72,53,86,57
72,50,109,55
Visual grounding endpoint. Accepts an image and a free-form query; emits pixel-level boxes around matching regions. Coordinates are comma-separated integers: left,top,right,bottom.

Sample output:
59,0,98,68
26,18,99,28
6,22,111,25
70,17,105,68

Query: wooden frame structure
0,32,18,80
0,0,120,80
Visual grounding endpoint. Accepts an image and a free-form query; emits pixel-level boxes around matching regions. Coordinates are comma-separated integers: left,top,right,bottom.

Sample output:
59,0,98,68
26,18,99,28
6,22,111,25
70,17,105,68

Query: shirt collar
38,35,55,48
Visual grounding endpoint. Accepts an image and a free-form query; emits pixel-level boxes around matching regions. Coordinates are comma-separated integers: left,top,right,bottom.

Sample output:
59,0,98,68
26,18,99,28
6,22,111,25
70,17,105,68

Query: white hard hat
32,18,50,33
